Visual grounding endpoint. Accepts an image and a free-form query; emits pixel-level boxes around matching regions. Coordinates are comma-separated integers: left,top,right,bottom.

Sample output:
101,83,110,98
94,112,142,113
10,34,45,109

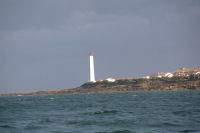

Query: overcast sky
0,0,200,93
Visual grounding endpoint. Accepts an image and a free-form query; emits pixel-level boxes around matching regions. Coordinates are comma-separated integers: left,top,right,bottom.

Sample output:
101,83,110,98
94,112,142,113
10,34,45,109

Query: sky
0,0,200,94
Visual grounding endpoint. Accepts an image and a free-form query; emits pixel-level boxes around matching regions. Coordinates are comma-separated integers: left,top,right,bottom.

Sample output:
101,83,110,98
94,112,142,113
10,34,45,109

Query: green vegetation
150,75,200,83
81,75,200,89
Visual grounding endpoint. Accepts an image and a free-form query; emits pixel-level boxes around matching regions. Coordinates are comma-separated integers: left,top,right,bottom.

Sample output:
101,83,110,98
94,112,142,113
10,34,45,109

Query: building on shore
106,78,116,82
173,68,200,76
151,72,173,78
143,76,150,79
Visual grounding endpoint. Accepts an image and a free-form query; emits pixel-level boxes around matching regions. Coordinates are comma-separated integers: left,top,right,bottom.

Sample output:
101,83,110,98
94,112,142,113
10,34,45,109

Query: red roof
89,53,93,56
175,68,200,73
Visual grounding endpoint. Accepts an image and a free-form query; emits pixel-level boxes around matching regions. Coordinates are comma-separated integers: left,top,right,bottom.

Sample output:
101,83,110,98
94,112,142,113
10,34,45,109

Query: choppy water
0,90,200,133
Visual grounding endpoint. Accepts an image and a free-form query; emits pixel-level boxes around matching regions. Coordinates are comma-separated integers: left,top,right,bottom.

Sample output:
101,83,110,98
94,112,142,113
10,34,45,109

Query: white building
151,72,173,78
106,78,116,82
195,72,200,75
165,73,173,78
143,76,150,79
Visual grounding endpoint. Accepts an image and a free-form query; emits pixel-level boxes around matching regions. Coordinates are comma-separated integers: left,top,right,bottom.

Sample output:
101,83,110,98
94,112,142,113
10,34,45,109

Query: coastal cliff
1,76,200,97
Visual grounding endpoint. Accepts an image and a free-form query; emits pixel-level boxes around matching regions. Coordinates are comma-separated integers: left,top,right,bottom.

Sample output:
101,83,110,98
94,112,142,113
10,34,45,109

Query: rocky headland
1,75,200,97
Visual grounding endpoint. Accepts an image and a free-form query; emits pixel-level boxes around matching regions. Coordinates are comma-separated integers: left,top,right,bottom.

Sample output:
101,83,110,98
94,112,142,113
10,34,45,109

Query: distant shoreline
1,77,200,97
1,67,200,97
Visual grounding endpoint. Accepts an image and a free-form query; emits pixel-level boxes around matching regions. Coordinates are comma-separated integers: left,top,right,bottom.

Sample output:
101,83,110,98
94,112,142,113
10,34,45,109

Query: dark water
0,90,200,133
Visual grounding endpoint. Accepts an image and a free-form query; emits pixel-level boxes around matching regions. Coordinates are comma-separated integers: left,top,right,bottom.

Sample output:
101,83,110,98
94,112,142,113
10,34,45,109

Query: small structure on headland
151,72,173,78
106,78,116,82
143,76,150,79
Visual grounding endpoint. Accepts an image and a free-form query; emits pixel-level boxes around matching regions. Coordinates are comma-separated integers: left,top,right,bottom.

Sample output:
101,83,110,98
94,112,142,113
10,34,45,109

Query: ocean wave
95,130,132,133
38,118,52,124
148,122,181,128
110,130,132,133
0,125,16,128
179,129,199,133
172,110,191,116
85,110,117,115
0,105,5,109
67,120,98,126
24,124,42,130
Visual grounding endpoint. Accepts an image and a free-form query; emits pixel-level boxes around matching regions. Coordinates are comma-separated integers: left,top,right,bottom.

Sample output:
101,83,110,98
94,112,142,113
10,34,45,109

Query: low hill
1,75,200,97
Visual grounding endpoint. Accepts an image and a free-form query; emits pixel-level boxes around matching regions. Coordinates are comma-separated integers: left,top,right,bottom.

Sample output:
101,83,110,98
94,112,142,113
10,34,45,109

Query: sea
0,90,200,133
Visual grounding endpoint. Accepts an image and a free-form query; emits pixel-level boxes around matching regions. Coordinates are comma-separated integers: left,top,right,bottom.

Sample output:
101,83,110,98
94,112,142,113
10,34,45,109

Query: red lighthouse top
89,53,93,56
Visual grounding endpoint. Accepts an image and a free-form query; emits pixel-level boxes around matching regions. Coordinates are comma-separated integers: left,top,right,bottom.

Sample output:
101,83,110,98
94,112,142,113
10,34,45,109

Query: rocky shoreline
1,78,200,97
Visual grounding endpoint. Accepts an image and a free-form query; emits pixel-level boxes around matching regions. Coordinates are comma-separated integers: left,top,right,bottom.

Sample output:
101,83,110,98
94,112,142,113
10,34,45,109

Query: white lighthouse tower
89,53,96,82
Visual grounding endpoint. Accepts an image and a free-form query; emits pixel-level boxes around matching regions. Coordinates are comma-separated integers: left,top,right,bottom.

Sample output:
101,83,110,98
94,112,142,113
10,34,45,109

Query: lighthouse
89,53,96,82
